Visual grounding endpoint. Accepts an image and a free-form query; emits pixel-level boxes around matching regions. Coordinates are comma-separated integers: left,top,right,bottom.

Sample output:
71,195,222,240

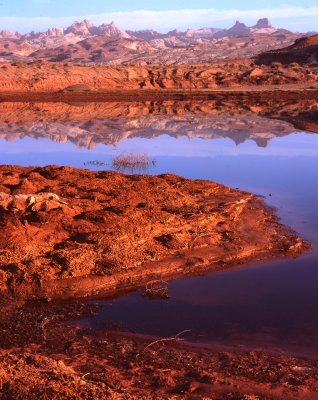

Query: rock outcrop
255,35,318,65
0,18,301,64
0,192,67,213
0,63,317,93
226,21,250,36
46,27,65,37
65,19,95,36
253,18,273,29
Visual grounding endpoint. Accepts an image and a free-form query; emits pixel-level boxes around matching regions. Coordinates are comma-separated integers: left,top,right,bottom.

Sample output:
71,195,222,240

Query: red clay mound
0,165,308,299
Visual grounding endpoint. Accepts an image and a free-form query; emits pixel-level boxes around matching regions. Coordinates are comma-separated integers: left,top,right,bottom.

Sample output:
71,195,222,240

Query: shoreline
0,164,315,399
1,87,318,102
2,298,318,399
8,244,309,301
0,165,309,301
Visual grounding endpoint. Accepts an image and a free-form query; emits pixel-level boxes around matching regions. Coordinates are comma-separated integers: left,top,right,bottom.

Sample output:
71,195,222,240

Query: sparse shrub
112,153,156,172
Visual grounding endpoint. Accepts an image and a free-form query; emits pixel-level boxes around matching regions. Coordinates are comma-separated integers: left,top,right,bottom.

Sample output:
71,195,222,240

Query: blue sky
0,0,316,33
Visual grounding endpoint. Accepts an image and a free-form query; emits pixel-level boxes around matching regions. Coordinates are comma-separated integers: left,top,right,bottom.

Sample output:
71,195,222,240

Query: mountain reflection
0,99,317,149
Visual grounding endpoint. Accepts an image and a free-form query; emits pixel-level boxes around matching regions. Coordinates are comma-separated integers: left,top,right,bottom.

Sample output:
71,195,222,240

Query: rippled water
1,100,318,357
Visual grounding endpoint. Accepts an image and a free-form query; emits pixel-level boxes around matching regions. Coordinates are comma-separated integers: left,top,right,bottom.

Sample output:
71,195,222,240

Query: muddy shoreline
0,164,314,399
1,297,318,400
9,247,306,301
0,165,309,300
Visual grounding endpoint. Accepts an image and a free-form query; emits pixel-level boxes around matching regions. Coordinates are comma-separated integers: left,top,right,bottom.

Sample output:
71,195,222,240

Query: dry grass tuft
112,153,156,172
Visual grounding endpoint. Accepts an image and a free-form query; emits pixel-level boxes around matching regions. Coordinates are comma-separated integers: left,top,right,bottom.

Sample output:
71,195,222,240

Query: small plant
112,153,156,172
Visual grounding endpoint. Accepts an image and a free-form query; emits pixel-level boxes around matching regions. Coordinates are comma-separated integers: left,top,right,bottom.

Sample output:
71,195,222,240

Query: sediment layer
0,62,317,93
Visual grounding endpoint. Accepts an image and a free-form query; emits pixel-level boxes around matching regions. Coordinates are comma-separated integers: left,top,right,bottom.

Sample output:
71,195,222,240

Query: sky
0,0,316,33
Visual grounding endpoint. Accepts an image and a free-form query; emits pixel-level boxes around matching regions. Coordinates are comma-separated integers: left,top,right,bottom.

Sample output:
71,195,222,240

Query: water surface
1,100,318,357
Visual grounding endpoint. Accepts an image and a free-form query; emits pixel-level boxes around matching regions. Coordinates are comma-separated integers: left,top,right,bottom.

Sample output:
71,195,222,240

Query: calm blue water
1,106,318,356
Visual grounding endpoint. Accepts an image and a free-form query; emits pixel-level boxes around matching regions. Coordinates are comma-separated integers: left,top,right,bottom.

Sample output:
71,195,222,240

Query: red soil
0,165,313,399
1,299,318,400
0,165,308,300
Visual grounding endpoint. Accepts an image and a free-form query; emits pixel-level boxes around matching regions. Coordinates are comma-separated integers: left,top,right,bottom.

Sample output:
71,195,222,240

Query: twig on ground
138,329,191,356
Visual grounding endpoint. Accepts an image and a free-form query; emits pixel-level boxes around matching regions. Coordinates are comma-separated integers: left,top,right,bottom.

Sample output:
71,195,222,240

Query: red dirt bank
0,165,313,400
1,299,318,400
0,165,308,299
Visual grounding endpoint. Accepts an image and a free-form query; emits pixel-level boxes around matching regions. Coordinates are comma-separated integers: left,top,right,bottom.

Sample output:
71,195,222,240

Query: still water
1,101,318,357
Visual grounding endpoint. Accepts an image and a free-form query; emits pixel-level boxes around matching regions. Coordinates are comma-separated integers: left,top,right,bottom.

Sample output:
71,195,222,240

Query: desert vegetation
112,153,156,172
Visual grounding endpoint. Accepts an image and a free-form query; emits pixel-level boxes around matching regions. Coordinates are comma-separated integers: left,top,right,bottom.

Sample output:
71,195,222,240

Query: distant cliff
255,35,318,65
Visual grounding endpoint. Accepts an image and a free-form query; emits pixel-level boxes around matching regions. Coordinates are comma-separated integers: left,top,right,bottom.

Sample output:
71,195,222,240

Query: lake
1,99,318,357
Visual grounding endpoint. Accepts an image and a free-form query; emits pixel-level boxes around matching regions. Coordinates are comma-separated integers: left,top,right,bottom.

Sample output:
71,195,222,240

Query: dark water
1,101,318,357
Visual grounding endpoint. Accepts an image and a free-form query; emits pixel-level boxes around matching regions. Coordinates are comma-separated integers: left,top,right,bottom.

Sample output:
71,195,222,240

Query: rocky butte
0,18,304,63
0,17,316,97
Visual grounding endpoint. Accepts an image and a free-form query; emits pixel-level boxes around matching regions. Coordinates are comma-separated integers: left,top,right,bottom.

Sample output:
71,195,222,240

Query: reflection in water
0,99,317,150
78,152,318,358
0,98,318,357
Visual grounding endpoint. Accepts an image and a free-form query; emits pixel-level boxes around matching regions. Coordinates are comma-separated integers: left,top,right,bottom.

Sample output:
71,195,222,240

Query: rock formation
0,18,301,64
0,63,316,93
65,19,95,36
253,18,273,29
255,35,318,65
226,20,250,36
0,192,66,213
